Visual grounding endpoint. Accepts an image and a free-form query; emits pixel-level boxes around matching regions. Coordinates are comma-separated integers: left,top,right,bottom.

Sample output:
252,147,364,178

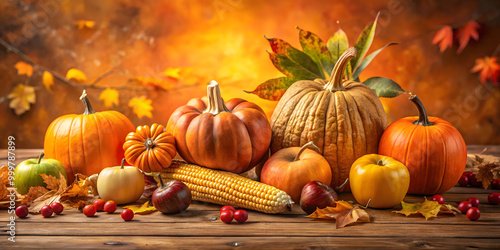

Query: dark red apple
300,181,338,214
143,172,158,198
152,174,191,214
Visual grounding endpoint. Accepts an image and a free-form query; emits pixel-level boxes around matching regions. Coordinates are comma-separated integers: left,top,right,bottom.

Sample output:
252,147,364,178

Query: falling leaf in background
471,56,500,84
74,20,95,29
14,61,34,77
8,83,36,115
432,25,453,53
123,201,157,215
134,77,173,90
129,96,153,118
66,68,88,82
162,67,182,79
42,71,54,91
307,200,370,229
457,21,480,53
99,88,119,108
393,198,460,220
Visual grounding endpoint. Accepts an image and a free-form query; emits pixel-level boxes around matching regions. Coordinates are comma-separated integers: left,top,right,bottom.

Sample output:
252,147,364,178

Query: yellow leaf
7,84,36,115
129,96,153,119
74,20,95,29
135,77,173,90
14,61,33,77
393,198,443,220
42,71,54,91
162,67,182,79
66,68,87,82
99,88,119,108
123,201,157,215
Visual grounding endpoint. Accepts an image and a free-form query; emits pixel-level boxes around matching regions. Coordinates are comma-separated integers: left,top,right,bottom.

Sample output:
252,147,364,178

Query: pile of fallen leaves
307,200,370,229
466,153,500,189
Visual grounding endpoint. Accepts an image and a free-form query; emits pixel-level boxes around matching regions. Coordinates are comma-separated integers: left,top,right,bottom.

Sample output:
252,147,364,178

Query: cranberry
463,171,474,178
50,202,64,214
431,194,444,204
466,207,480,221
491,179,500,190
221,205,236,213
234,209,248,223
220,210,233,224
458,175,469,187
458,201,472,214
83,205,96,217
104,200,117,213
121,209,134,221
93,199,105,212
469,174,482,187
467,197,480,207
15,205,29,218
41,205,53,218
488,193,500,205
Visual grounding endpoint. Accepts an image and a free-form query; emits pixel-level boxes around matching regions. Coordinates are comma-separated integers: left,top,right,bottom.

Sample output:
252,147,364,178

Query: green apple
14,152,68,195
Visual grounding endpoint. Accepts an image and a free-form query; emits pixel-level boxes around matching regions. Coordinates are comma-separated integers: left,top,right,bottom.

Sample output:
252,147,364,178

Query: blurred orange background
1,0,499,148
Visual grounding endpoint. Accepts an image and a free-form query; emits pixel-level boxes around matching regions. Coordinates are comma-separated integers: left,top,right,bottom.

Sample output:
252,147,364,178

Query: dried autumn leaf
307,200,370,229
39,173,62,191
42,71,54,91
88,174,99,196
393,198,453,220
22,186,49,206
99,88,119,108
59,174,96,209
8,83,36,115
476,163,500,189
440,204,461,215
123,200,158,215
129,96,153,119
0,181,7,201
66,68,88,82
243,77,296,101
432,25,453,53
14,61,34,77
162,67,182,79
0,165,10,186
74,20,95,29
457,21,480,53
471,56,500,84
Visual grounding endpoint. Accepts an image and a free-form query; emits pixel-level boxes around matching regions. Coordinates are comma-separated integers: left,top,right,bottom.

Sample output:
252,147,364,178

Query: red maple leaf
471,56,500,84
457,21,480,53
432,25,453,53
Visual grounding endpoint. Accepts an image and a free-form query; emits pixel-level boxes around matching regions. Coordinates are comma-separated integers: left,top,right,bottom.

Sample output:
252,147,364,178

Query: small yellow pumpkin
96,159,145,205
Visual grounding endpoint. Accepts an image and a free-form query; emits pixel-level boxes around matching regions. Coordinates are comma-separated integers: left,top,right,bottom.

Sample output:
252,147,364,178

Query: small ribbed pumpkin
44,90,134,183
166,80,272,173
270,48,388,188
123,123,177,172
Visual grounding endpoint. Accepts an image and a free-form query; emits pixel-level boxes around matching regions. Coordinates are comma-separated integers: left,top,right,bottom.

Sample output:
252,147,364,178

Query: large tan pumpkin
270,48,388,188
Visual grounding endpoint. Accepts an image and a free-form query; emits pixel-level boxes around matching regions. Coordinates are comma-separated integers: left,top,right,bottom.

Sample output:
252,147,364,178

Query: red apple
152,174,192,214
299,181,338,214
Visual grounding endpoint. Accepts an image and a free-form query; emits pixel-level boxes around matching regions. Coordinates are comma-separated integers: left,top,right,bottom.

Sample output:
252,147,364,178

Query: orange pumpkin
378,95,467,195
44,90,134,183
260,142,332,203
166,80,272,173
123,123,177,172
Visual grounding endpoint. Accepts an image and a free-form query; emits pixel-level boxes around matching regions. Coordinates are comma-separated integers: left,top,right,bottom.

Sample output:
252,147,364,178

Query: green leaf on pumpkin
244,77,296,101
363,77,407,98
297,27,334,77
353,42,397,81
266,37,323,80
351,12,380,73
326,28,349,68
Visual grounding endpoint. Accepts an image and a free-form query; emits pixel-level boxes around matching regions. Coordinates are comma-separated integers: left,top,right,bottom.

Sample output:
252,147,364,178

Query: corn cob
156,160,293,214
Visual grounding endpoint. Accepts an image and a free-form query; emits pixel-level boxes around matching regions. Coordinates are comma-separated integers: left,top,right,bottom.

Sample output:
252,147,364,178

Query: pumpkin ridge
48,117,65,166
431,124,453,193
344,91,367,161
336,91,354,186
91,112,105,174
302,91,326,147
287,91,316,147
323,92,338,186
67,116,78,177
403,125,419,191
320,90,332,155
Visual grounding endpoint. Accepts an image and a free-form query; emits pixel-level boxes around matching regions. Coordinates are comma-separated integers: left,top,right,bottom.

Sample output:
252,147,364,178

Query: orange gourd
166,81,272,173
123,123,177,172
44,90,134,183
378,95,467,195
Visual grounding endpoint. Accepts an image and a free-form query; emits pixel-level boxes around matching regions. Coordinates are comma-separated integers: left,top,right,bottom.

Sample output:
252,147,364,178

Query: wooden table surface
1,146,500,249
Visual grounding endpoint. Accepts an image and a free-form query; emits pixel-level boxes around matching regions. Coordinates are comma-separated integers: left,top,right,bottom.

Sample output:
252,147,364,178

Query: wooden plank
3,236,500,249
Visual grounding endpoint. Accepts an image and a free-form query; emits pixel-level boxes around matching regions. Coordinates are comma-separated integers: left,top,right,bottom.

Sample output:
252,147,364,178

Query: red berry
41,205,53,218
467,197,480,207
121,209,134,221
458,175,469,187
488,193,500,205
50,202,64,214
431,194,444,204
466,207,480,221
469,174,482,187
463,171,474,178
93,199,105,212
104,200,117,213
15,205,28,218
234,209,248,223
83,205,96,217
220,210,233,224
492,179,500,190
458,201,472,214
221,205,236,213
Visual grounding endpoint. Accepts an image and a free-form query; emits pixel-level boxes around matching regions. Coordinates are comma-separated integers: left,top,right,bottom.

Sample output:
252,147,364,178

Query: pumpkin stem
37,152,44,164
120,158,126,170
204,80,230,115
324,47,357,92
409,95,434,126
334,178,349,192
376,159,384,166
79,90,95,115
294,141,321,162
145,138,155,150
157,173,165,188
